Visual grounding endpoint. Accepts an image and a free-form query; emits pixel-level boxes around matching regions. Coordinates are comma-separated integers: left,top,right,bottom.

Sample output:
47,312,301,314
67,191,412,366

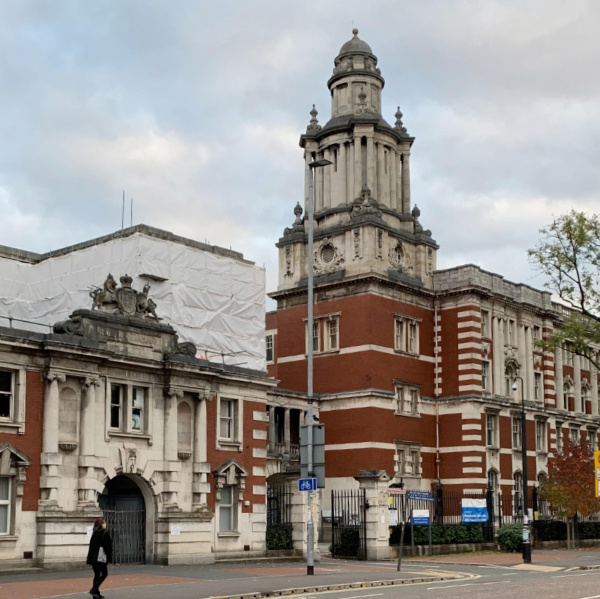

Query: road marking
552,573,598,578
512,564,563,572
426,581,509,590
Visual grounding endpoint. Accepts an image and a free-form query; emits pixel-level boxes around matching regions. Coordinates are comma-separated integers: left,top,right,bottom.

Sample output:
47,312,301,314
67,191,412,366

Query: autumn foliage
541,440,600,519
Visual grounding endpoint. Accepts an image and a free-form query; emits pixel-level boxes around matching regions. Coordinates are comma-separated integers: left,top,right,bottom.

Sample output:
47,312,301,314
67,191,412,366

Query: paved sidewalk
405,547,600,569
0,559,467,599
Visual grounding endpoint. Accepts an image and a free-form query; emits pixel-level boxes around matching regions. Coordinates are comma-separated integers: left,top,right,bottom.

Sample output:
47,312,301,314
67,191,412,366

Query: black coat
87,528,113,565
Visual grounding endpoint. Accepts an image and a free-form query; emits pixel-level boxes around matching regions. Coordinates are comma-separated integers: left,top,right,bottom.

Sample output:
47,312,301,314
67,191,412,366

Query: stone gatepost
269,472,319,558
354,470,392,561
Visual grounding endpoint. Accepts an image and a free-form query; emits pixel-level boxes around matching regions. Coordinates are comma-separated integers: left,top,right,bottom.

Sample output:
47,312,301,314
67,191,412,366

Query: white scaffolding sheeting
0,232,266,371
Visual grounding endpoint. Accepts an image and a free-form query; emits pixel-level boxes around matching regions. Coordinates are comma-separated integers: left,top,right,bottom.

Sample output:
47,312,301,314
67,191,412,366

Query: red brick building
266,30,599,515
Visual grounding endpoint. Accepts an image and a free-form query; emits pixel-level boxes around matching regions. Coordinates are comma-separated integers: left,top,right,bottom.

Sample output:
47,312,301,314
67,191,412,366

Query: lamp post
306,157,331,576
513,374,532,564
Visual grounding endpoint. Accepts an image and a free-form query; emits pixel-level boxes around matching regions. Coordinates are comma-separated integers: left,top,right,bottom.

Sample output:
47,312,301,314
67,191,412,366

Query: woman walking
87,518,113,598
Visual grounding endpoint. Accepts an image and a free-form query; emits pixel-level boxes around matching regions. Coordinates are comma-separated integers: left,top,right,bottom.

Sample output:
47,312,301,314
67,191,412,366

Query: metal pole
305,158,331,576
307,163,315,576
515,375,531,563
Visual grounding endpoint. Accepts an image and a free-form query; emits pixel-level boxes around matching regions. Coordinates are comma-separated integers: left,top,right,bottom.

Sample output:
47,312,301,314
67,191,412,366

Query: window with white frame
482,361,490,392
0,370,14,420
0,476,9,535
394,314,420,355
536,420,547,452
533,326,541,341
512,416,522,449
265,334,274,363
305,314,340,354
582,385,590,413
588,429,597,453
481,310,490,338
569,427,580,445
395,383,420,416
219,398,237,441
534,372,542,401
556,422,563,453
110,383,148,434
486,413,498,447
219,484,236,532
395,442,421,476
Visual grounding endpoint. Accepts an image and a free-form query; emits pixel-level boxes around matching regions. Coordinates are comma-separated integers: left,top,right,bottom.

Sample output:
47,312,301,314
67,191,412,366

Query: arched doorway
98,475,149,564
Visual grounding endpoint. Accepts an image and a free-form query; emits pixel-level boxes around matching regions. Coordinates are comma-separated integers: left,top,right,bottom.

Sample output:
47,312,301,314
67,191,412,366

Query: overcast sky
2,1,600,309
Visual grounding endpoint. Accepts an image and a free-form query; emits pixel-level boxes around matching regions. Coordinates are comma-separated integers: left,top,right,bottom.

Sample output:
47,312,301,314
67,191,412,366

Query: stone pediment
0,443,32,470
212,459,249,481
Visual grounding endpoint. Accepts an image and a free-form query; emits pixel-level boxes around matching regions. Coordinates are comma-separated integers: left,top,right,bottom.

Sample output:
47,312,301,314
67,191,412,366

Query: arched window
177,402,192,458
513,472,523,516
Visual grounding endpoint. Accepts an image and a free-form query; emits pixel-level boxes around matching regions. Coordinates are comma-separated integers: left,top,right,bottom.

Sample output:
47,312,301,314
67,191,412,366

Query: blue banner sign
407,490,435,502
299,478,318,492
461,498,489,523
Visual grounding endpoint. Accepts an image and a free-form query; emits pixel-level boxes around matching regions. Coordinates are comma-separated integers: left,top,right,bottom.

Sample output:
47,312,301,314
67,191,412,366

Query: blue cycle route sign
299,478,318,492
407,491,435,502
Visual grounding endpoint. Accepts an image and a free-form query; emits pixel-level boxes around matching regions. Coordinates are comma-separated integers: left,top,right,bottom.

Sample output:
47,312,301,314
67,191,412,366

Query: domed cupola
327,29,385,118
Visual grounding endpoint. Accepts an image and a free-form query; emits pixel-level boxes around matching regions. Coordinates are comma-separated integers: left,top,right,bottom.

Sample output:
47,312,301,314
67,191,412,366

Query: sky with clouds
2,0,600,309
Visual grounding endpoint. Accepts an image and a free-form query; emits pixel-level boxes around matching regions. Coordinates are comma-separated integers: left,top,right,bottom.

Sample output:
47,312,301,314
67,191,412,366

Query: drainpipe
434,302,441,482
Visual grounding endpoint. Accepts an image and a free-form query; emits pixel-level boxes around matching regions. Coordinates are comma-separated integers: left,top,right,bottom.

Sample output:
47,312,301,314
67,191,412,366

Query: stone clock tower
274,29,437,300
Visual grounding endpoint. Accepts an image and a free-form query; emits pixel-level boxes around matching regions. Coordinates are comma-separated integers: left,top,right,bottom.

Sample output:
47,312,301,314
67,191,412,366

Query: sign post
595,451,600,498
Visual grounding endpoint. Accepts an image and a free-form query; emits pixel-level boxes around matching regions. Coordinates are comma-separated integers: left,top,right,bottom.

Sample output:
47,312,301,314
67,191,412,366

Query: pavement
3,549,600,599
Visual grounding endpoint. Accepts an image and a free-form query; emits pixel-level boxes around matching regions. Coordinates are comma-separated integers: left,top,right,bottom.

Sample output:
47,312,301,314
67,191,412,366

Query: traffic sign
407,490,434,502
299,477,317,492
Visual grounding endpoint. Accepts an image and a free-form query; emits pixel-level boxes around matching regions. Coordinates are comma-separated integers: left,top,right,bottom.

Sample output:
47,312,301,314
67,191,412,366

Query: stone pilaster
39,371,66,510
592,352,599,417
78,377,101,508
574,354,582,413
193,392,211,510
555,347,564,410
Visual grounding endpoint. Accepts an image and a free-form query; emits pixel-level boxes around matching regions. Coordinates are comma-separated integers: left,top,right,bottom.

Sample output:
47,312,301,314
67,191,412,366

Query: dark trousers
92,562,108,591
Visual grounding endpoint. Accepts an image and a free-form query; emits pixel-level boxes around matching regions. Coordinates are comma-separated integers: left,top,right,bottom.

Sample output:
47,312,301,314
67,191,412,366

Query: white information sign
170,525,181,536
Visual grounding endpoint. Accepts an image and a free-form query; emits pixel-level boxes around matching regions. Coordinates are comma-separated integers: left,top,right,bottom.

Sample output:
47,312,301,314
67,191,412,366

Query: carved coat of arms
89,274,160,319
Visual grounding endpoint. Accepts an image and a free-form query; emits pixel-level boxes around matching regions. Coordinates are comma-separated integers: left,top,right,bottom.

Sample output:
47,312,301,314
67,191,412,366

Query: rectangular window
482,361,490,391
327,318,338,351
512,416,522,449
395,385,419,416
394,315,420,355
220,399,235,440
131,387,144,431
219,485,235,532
508,320,514,344
312,322,320,353
536,420,546,452
589,431,597,453
0,370,13,420
486,413,497,447
570,427,579,445
533,326,541,341
534,372,542,401
481,310,489,338
265,335,274,362
110,384,123,429
0,476,9,535
556,422,563,453
395,319,405,352
395,443,421,477
408,323,418,353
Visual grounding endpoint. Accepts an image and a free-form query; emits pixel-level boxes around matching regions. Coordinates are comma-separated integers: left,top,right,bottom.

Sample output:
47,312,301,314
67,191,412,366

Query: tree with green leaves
540,439,599,548
528,210,600,368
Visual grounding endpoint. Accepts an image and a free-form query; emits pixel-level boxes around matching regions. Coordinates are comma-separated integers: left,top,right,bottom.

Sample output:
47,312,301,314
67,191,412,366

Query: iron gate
266,485,293,550
331,488,367,560
102,508,146,564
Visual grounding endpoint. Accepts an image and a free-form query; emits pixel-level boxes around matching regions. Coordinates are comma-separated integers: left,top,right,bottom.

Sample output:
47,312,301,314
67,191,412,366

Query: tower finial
307,104,321,131
352,28,359,36
394,106,409,136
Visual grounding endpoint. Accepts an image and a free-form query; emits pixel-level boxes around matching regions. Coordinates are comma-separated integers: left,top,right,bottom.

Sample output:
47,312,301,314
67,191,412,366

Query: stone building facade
267,30,600,516
0,229,278,566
